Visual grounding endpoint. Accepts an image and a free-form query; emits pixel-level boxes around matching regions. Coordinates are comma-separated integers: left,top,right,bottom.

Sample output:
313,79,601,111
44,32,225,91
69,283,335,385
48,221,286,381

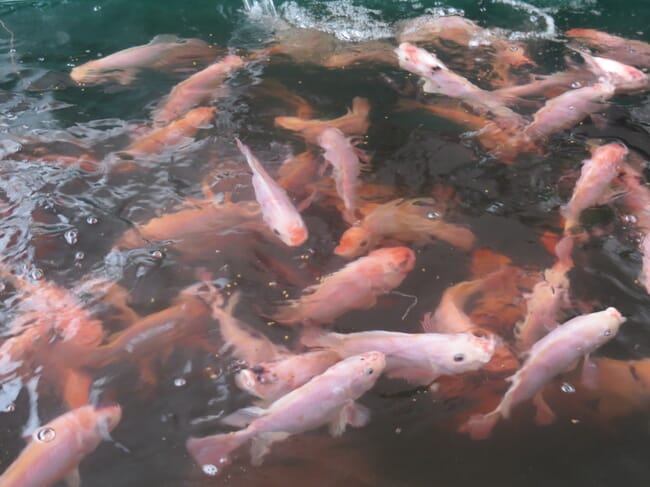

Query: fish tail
186,430,251,475
458,412,500,440
274,115,307,132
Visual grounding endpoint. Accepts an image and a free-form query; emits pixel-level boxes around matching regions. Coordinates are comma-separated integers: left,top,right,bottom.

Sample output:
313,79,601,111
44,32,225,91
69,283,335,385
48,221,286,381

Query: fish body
187,352,385,473
395,42,524,130
71,35,220,85
275,97,370,143
304,330,495,385
272,247,416,326
236,139,308,247
561,142,628,232
523,81,616,143
335,198,475,258
235,350,342,403
461,307,625,439
0,404,122,487
566,28,650,69
318,127,363,223
154,54,244,125
124,106,215,155
578,51,649,94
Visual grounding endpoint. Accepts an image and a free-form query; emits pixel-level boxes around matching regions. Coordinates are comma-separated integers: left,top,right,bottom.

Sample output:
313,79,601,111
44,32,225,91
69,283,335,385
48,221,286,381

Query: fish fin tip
250,432,289,466
65,468,81,487
222,406,267,428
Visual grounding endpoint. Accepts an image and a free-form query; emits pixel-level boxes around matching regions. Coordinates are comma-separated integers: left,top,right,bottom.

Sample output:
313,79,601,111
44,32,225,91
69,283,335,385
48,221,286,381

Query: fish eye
364,368,374,375
453,353,465,362
603,329,612,337
272,228,281,236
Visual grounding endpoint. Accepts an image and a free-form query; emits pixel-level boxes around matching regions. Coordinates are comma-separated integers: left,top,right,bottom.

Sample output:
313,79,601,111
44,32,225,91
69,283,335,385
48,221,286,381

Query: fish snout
96,403,123,432
389,247,416,272
358,351,386,375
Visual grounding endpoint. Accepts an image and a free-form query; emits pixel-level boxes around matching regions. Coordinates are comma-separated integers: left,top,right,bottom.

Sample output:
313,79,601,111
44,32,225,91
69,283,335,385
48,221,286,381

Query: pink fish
422,268,511,334
395,42,525,130
304,330,495,385
211,290,288,365
153,54,244,125
523,80,616,143
271,247,416,326
566,28,650,69
0,404,122,487
514,236,574,352
578,51,649,95
70,35,221,85
275,97,370,143
236,138,308,247
336,197,475,258
460,307,625,440
235,350,342,403
318,127,365,223
561,142,628,232
186,352,385,475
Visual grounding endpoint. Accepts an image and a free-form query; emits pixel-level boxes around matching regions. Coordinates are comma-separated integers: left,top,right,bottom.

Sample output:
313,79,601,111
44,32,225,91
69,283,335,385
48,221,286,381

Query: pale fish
236,138,308,247
186,352,386,475
272,247,416,326
460,307,625,440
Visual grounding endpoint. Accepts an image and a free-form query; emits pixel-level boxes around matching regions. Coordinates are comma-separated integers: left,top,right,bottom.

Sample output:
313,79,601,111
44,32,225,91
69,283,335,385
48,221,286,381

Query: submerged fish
275,97,370,143
236,138,308,247
70,35,220,85
187,352,385,475
335,197,475,258
460,307,625,439
235,350,342,403
318,127,365,224
153,54,244,125
272,247,416,326
561,142,628,232
0,404,122,487
304,330,495,385
123,106,216,156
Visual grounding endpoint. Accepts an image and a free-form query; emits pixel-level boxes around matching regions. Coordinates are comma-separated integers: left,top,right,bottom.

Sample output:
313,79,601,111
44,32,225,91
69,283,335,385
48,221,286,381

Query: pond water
1,0,650,486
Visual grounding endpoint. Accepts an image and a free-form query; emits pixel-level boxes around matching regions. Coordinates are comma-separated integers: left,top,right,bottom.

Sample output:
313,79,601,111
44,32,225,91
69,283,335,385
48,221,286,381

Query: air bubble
30,268,44,280
570,81,582,89
426,211,440,220
150,250,164,260
202,464,219,476
173,377,187,387
64,229,78,245
36,427,56,442
86,216,98,225
561,382,575,394
75,251,85,261
92,5,102,11
5,403,15,412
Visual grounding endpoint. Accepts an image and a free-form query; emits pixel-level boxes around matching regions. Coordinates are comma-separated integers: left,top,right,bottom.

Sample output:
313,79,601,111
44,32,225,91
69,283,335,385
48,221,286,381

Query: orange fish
335,198,475,259
275,97,370,143
0,404,122,487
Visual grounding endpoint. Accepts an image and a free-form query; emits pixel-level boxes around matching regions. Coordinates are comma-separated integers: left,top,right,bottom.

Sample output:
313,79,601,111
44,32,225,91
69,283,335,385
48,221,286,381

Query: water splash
493,0,557,40
242,0,278,18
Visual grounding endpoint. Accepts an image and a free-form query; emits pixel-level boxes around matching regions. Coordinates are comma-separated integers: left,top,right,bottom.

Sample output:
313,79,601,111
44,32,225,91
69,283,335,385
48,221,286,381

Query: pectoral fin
580,354,599,390
65,468,81,487
533,392,556,426
329,400,371,437
250,432,290,466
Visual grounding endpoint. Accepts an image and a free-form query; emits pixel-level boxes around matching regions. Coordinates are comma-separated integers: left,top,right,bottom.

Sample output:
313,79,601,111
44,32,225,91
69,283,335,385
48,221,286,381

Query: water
0,0,650,485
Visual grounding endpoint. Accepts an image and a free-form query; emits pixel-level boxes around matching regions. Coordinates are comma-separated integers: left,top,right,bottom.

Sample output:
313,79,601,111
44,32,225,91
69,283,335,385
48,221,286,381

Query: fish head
334,226,372,258
592,141,628,164
70,64,100,84
234,366,281,400
94,404,123,435
439,332,497,373
344,351,386,394
395,42,447,79
184,106,217,126
599,307,626,340
380,246,416,274
282,221,308,247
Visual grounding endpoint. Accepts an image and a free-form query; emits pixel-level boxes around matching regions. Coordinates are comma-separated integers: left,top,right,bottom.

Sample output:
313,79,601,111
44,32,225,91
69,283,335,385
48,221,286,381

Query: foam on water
492,0,557,40
278,0,393,42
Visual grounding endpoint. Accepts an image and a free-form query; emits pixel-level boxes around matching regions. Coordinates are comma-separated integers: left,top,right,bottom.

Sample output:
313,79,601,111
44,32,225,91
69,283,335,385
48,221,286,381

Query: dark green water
1,1,650,486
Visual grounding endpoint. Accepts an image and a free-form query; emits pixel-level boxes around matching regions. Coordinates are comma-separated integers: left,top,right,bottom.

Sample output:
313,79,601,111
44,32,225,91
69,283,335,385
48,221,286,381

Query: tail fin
186,430,250,476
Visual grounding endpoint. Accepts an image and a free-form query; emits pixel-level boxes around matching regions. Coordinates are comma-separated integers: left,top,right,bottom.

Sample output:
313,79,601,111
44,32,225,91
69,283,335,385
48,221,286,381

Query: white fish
304,330,495,385
236,138,308,247
461,307,625,439
186,352,386,475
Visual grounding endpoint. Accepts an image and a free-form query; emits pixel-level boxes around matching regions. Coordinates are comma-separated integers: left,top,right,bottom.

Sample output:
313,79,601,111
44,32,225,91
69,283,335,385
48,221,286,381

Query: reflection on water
0,0,649,486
